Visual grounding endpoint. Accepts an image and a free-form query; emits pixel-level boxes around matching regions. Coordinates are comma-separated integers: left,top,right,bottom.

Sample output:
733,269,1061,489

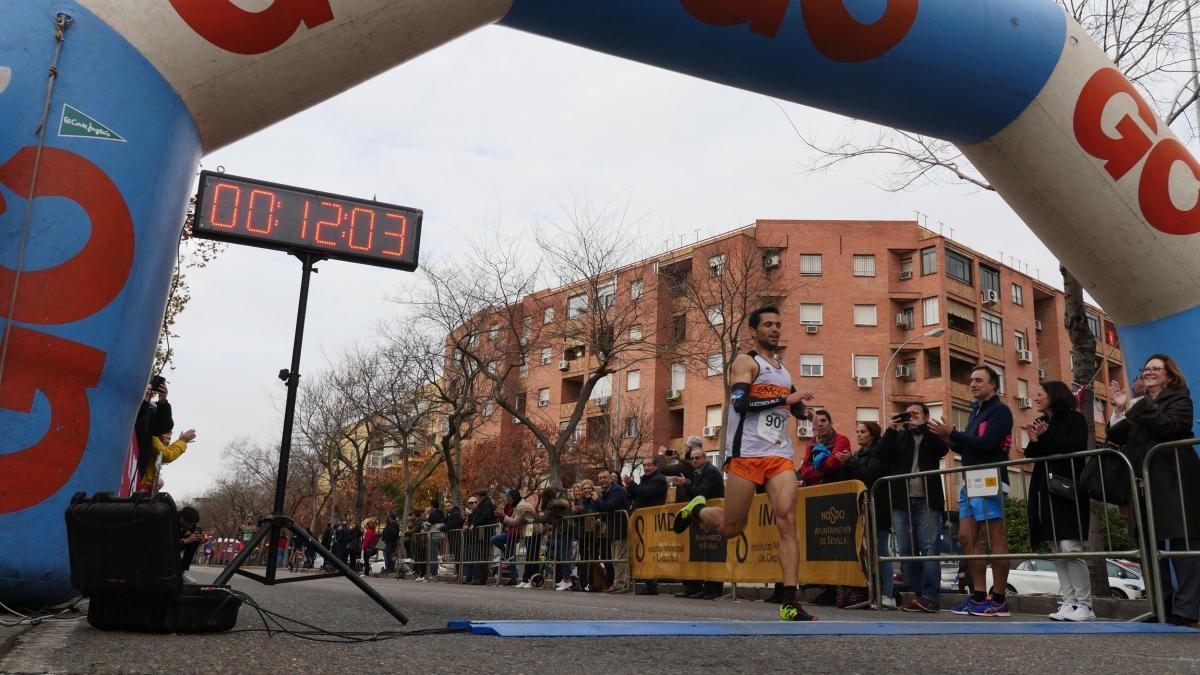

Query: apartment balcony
666,388,686,408
560,402,577,419
982,341,1005,362
948,329,978,353
565,359,584,375
951,380,972,402
947,278,974,302
1093,379,1109,399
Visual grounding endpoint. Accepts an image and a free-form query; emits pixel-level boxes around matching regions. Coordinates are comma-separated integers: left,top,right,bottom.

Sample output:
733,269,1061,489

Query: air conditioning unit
895,313,907,326
666,389,682,402
702,426,718,438
763,254,781,269
1038,368,1046,380
896,365,915,380
981,289,999,306
797,422,814,437
805,326,818,334
1016,349,1033,363
1035,320,1043,331
558,360,569,371
1017,397,1033,409
856,376,873,388
900,271,913,280
595,396,610,407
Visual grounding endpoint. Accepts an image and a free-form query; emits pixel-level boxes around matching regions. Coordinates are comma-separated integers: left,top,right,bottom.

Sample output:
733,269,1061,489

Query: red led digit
300,200,311,239
382,213,406,257
210,182,241,229
348,207,375,251
246,189,276,234
314,201,342,246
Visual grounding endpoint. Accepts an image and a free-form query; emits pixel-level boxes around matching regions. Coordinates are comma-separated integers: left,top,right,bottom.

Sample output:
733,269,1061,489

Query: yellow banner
630,481,868,586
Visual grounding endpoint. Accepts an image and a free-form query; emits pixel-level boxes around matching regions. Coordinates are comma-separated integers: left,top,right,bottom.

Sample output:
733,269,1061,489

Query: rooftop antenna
695,229,702,243
938,221,945,236
914,210,926,229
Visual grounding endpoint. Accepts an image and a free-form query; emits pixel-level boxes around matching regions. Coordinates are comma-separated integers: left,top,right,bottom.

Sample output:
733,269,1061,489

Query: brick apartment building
459,220,1127,488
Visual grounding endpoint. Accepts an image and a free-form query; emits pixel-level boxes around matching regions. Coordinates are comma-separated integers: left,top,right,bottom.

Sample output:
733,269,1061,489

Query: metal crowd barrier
868,446,1151,619
1140,438,1200,623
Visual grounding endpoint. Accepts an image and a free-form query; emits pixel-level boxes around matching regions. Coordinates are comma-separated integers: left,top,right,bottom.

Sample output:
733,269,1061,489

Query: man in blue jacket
594,469,631,593
930,364,1015,618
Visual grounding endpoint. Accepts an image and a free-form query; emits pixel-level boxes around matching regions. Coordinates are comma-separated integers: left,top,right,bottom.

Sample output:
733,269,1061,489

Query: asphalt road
2,567,1197,675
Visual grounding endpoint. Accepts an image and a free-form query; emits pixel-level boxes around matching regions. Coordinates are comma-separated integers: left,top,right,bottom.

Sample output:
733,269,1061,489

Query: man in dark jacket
877,403,950,612
465,489,497,584
624,457,668,594
380,513,400,574
335,522,351,567
930,364,1015,617
444,502,465,570
594,469,631,593
672,442,726,600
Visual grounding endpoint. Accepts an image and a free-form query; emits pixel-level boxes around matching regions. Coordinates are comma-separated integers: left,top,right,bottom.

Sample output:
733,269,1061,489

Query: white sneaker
880,596,897,610
516,581,531,589
181,573,199,585
414,576,425,582
1049,602,1074,621
555,581,571,591
1066,604,1096,622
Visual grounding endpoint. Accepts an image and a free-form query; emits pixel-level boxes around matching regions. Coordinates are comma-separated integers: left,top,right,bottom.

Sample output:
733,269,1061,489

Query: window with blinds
852,255,876,277
800,254,823,275
800,303,823,324
853,304,877,326
922,297,940,326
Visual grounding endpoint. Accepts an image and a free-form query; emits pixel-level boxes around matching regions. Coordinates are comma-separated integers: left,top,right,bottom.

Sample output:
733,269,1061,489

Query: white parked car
986,559,1145,599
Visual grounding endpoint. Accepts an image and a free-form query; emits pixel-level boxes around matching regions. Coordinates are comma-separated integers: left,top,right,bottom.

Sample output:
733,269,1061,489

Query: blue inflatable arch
2,0,1197,606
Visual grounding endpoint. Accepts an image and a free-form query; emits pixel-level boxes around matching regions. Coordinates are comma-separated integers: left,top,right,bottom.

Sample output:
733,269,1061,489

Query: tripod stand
212,252,408,625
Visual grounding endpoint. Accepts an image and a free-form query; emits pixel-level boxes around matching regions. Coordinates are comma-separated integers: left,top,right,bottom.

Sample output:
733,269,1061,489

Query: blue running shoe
967,597,1011,617
950,597,983,615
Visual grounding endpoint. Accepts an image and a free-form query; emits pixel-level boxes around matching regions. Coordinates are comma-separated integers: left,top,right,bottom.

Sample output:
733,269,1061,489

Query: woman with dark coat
842,421,893,609
1023,381,1092,621
1109,354,1200,627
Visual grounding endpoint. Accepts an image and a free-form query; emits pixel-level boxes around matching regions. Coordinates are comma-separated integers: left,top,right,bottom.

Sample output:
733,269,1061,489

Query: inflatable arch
2,0,1199,606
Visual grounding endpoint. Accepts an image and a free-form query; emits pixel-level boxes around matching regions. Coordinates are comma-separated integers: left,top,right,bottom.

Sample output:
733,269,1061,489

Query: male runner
672,306,817,621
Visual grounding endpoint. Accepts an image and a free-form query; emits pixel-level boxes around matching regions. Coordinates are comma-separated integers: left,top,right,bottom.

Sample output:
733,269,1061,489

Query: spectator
572,480,601,591
178,506,203,585
532,487,575,590
465,489,497,585
320,523,334,570
444,500,465,574
381,513,400,574
427,499,447,581
362,522,377,577
1109,354,1200,627
593,469,630,593
671,441,726,600
799,410,850,487
654,446,695,484
346,522,363,572
134,379,173,490
1023,381,1093,621
624,456,668,595
492,490,524,586
930,364,1015,617
141,428,197,492
501,491,539,588
336,521,351,567
839,420,892,609
878,403,951,613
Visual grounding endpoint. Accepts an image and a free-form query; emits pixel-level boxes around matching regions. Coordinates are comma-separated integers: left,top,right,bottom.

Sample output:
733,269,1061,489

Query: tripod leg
214,525,275,586
286,522,410,625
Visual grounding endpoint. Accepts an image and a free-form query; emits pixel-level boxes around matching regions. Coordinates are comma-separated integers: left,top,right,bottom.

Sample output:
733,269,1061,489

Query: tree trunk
1062,266,1111,597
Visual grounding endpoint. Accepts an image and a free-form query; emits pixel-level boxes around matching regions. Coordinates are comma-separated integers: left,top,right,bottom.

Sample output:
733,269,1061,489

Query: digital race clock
192,171,422,271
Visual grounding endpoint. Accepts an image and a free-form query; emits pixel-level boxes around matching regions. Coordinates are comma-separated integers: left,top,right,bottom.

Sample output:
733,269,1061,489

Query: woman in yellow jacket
139,428,197,491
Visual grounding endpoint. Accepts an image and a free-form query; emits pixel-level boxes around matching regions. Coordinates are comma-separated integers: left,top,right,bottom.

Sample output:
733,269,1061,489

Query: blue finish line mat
449,620,1198,637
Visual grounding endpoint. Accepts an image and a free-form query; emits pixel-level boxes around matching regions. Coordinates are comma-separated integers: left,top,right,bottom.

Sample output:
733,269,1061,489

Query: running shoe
672,496,706,534
1049,602,1074,621
950,597,983,615
1065,605,1096,622
780,604,818,622
967,597,1011,617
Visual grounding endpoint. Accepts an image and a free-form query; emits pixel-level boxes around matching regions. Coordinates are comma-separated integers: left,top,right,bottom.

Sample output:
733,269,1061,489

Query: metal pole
882,330,942,419
266,252,320,584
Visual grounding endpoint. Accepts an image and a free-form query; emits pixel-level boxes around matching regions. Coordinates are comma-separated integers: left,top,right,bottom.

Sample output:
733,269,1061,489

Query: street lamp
882,328,945,421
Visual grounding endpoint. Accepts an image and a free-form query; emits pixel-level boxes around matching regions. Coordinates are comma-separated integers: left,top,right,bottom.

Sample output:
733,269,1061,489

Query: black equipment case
65,492,241,633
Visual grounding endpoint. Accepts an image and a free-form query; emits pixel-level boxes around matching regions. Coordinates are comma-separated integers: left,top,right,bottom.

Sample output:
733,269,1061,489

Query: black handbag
1046,473,1077,502
1078,453,1131,505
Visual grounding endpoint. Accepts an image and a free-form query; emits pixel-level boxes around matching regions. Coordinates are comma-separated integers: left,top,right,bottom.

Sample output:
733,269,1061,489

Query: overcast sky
163,23,1113,499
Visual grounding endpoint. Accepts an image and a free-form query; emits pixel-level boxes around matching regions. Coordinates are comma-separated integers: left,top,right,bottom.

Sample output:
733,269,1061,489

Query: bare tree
795,1,1200,192
575,392,657,475
672,231,806,465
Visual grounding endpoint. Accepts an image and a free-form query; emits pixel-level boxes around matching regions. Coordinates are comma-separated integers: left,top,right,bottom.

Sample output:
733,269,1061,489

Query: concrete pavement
1,566,1197,674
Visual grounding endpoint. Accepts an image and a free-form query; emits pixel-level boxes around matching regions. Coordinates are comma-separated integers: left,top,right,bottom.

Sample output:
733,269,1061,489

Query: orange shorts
726,456,795,485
